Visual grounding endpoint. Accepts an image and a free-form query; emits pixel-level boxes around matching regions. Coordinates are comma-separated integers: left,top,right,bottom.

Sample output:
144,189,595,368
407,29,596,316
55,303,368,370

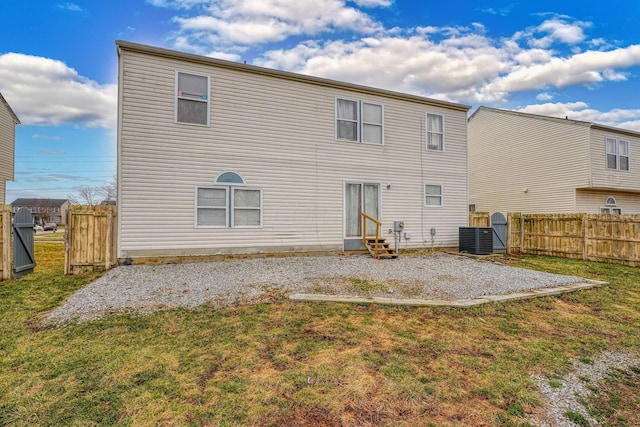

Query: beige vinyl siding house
0,93,19,204
468,107,640,215
116,41,471,260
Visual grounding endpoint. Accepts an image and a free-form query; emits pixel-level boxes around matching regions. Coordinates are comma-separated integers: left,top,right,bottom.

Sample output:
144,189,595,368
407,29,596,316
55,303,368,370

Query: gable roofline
0,92,20,124
10,198,69,207
469,106,640,138
116,40,471,113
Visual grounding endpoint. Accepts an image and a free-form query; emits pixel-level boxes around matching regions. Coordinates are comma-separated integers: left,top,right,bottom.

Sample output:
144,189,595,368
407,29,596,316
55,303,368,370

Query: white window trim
195,186,263,229
195,186,229,228
335,98,384,145
600,207,622,215
426,112,445,152
605,137,630,171
175,70,211,127
424,183,444,208
231,187,263,229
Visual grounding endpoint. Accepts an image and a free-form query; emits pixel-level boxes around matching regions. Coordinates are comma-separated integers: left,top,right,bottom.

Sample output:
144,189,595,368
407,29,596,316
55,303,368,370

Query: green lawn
1,244,639,426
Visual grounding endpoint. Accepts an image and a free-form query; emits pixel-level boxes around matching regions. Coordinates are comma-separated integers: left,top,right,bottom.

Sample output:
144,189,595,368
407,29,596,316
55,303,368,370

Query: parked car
43,223,57,232
33,224,43,232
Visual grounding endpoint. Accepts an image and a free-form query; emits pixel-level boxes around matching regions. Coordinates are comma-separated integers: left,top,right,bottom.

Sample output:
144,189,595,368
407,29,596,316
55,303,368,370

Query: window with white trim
176,71,210,126
196,172,262,228
606,137,629,171
336,98,383,144
424,184,443,207
600,207,622,214
426,113,444,151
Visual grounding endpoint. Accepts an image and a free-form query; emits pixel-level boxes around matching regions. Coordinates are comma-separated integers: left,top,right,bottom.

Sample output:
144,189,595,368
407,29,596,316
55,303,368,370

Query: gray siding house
116,41,471,261
0,93,19,204
468,107,640,215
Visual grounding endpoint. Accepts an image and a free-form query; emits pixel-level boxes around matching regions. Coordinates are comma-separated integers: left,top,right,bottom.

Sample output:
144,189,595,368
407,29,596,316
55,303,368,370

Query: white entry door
344,182,380,250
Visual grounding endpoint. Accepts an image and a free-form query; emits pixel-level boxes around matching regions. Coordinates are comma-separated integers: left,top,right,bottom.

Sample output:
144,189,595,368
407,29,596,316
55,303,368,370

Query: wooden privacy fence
509,213,640,267
469,212,491,227
65,205,117,275
0,206,12,280
469,212,640,266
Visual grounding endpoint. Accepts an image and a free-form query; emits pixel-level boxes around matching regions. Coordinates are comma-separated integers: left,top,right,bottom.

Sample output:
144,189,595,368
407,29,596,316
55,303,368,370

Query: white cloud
57,2,83,12
529,19,589,48
518,102,640,132
157,0,385,49
536,92,554,101
0,53,116,128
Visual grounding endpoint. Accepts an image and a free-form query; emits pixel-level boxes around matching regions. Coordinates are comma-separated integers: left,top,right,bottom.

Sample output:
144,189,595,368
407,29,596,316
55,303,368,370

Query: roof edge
470,106,640,138
0,92,20,124
116,40,471,112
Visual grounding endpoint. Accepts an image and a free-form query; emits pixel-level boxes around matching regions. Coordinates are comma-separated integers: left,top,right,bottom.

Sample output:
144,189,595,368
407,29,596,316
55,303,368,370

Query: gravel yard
46,252,589,324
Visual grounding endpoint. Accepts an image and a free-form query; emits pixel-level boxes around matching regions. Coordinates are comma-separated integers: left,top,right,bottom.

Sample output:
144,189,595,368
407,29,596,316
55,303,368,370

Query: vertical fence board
64,205,118,275
469,212,491,227
1,206,12,280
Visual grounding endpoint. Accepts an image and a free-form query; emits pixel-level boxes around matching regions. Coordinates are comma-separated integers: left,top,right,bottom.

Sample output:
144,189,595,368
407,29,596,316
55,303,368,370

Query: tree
68,175,117,205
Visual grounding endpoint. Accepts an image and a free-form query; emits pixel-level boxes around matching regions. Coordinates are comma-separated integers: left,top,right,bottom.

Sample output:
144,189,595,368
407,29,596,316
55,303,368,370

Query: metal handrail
361,212,382,258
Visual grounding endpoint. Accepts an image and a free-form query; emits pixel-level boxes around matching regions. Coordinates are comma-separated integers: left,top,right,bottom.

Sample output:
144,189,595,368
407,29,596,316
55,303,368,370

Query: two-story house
0,93,19,204
116,41,471,261
10,198,70,225
468,106,640,215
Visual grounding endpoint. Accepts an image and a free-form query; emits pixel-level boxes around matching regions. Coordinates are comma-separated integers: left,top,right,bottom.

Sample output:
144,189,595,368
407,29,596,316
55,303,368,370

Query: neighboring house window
606,137,629,171
335,98,383,145
424,184,443,207
195,172,262,228
468,204,477,212
426,113,444,151
176,71,210,126
600,196,621,214
600,207,622,214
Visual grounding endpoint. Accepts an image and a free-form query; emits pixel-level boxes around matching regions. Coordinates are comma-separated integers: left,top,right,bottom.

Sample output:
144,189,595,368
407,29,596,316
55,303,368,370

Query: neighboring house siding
118,45,469,258
575,189,640,214
0,95,17,203
468,108,591,214
589,127,640,191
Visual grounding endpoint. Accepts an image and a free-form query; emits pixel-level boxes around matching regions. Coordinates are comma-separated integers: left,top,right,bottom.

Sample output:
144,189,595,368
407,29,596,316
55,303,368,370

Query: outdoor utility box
459,227,493,255
393,221,405,232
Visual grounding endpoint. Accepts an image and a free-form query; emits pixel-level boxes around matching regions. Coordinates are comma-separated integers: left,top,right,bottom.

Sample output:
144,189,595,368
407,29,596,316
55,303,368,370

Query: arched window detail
605,196,617,206
215,171,245,184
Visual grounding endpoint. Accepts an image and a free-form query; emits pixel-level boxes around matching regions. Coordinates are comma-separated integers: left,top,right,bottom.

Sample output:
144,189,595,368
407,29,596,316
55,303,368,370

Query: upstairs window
176,71,210,126
426,113,445,151
336,98,383,145
606,137,629,171
196,172,262,228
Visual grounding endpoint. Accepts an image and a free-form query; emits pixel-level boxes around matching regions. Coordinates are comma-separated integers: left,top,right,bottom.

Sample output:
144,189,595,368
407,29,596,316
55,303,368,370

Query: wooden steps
364,238,398,259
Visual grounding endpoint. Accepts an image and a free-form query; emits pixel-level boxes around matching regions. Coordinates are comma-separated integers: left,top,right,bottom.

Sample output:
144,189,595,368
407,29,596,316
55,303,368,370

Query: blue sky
2,0,640,202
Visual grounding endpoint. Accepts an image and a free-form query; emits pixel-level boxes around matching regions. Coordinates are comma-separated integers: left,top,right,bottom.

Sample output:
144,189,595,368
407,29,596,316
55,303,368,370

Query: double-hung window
176,71,210,126
606,137,629,171
336,98,383,144
426,113,445,151
196,172,262,228
424,184,443,207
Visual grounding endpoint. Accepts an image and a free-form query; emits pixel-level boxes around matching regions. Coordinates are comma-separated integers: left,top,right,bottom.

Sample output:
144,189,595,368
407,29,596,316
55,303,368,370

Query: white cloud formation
0,53,116,128
154,0,385,50
536,92,554,101
518,102,640,132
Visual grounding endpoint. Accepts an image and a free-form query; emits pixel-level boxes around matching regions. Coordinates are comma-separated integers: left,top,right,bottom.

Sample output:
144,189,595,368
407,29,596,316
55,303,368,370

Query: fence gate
13,207,36,278
491,212,507,253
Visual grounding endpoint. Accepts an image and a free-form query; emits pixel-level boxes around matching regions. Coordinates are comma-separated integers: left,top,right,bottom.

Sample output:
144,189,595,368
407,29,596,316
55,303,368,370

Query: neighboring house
116,41,471,261
0,92,19,205
468,107,640,215
10,198,70,225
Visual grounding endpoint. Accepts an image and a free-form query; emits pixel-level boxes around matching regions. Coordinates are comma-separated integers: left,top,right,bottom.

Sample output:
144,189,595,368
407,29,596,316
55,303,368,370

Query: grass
1,246,640,426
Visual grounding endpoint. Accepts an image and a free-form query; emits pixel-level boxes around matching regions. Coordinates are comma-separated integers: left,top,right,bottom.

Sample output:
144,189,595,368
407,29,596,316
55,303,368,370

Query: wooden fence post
582,213,588,261
1,206,12,280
